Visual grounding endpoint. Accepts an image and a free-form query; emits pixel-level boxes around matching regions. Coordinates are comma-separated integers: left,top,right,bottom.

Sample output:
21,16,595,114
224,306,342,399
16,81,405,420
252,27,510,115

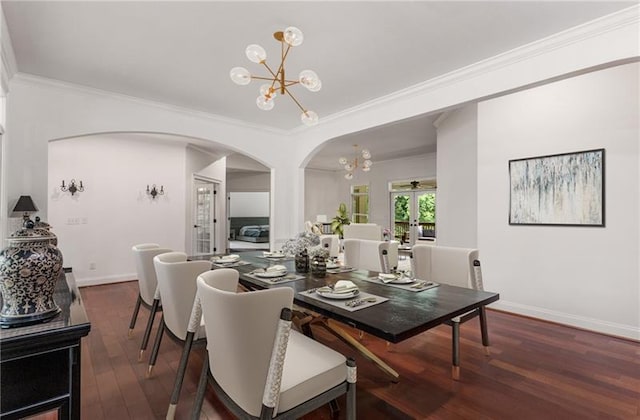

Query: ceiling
3,1,634,170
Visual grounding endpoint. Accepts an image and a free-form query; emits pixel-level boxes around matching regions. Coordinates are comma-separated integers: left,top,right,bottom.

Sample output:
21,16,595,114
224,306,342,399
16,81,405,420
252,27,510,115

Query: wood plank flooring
78,281,639,419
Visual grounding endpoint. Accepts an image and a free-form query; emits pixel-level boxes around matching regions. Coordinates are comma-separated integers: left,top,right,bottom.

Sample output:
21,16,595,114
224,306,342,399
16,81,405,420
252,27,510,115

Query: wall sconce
61,179,84,195
146,184,164,199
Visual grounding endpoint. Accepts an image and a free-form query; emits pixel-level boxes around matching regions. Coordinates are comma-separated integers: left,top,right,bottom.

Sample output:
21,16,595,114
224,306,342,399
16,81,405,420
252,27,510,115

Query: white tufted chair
191,269,357,420
147,252,211,377
343,239,399,273
411,244,490,379
342,223,382,241
130,243,172,360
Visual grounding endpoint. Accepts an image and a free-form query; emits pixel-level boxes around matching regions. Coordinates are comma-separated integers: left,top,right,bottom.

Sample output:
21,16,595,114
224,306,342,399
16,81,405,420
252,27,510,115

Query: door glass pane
417,192,436,239
392,193,411,242
193,181,215,255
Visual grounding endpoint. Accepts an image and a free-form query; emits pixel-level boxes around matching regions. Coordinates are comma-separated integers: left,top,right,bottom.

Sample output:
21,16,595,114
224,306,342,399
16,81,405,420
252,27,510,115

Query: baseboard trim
77,273,137,288
490,300,639,341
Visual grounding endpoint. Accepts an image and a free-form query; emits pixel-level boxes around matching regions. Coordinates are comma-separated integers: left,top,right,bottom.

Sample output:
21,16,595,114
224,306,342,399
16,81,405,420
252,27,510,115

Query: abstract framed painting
509,149,605,226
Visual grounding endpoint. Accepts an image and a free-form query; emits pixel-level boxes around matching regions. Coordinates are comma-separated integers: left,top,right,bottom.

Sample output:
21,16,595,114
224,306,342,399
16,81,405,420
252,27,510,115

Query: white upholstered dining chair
130,243,172,360
342,223,382,241
343,239,399,273
191,269,357,420
147,252,210,377
320,234,340,258
411,244,490,379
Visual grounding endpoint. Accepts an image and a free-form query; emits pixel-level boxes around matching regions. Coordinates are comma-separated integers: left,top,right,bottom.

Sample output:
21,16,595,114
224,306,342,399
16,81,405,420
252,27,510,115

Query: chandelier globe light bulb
260,84,277,100
363,159,372,168
245,44,267,63
299,70,321,91
284,26,304,46
256,95,275,111
338,157,348,165
362,166,371,172
301,110,318,126
345,172,354,180
344,163,354,172
230,67,251,85
362,149,371,159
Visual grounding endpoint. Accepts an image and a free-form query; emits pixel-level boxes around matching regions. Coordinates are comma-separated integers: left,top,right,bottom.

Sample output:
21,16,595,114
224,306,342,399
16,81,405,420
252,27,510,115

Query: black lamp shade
13,195,38,213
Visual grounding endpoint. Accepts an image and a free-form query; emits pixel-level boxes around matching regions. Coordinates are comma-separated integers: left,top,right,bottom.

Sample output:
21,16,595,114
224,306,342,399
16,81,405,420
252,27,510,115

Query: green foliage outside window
394,194,435,222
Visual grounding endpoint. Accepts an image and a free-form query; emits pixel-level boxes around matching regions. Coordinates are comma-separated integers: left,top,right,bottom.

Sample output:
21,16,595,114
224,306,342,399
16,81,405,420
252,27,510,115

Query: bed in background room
230,217,269,243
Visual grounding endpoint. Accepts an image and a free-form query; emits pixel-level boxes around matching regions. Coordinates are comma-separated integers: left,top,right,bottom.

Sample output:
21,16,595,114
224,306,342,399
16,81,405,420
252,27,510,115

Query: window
351,184,369,223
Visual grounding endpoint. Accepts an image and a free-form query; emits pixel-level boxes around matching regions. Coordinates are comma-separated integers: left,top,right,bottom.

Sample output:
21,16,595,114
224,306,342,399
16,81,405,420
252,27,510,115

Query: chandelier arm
260,62,279,80
283,81,300,87
283,87,307,113
251,75,279,82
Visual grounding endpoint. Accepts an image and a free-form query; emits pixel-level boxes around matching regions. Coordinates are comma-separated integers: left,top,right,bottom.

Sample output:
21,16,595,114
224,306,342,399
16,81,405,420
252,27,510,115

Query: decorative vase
0,222,63,327
311,256,327,278
295,250,309,273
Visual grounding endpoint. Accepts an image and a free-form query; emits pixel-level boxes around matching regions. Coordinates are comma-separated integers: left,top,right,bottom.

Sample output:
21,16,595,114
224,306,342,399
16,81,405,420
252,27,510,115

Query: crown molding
317,4,640,127
10,72,292,137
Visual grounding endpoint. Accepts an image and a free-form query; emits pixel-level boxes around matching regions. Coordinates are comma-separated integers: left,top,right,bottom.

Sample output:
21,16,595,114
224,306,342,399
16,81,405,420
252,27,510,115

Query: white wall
229,192,269,217
48,135,187,286
304,168,342,223
227,171,270,192
477,62,639,339
435,105,478,247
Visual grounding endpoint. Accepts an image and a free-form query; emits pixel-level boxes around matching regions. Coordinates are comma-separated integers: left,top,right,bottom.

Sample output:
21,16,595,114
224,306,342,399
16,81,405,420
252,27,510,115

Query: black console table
0,269,91,419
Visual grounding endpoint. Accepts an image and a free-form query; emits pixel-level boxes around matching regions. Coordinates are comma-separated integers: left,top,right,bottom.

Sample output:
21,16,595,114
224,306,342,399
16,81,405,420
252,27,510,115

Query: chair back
412,245,481,289
343,239,399,272
153,252,211,340
131,243,173,305
197,270,294,418
320,234,340,257
342,223,382,240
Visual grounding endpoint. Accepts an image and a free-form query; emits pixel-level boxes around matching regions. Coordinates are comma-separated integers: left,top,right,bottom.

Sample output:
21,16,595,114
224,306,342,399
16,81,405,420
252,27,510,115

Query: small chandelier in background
61,179,84,196
146,184,164,199
339,145,372,180
230,26,321,126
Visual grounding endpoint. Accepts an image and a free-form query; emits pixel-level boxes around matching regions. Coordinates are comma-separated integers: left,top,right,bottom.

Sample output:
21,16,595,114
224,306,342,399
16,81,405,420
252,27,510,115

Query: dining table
196,251,500,381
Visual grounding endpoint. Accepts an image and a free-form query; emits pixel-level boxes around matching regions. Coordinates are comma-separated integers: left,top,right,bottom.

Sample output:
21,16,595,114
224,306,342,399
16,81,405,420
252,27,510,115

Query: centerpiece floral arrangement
382,227,392,241
307,245,330,260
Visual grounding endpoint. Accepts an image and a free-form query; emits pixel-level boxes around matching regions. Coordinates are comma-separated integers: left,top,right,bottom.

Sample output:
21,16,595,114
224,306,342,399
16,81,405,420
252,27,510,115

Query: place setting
325,258,356,274
210,254,251,268
300,280,388,312
245,264,305,285
257,251,293,261
362,270,439,292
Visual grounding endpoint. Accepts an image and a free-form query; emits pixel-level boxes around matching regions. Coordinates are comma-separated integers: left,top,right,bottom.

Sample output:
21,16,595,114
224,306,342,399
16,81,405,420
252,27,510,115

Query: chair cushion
277,330,346,414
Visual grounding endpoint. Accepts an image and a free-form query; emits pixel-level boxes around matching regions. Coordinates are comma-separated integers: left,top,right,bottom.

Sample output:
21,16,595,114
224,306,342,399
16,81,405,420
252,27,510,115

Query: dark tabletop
195,251,500,343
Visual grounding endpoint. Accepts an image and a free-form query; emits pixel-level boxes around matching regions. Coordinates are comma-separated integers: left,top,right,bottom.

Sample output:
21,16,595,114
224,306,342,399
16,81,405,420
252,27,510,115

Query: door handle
193,225,200,228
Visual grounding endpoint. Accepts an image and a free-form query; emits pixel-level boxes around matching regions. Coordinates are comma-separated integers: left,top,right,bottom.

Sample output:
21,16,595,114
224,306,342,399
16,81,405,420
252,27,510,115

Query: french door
192,178,217,255
390,190,436,246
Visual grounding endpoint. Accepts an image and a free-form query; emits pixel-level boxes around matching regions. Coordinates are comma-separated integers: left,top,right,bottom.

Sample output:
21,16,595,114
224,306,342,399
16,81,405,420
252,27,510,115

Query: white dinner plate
384,277,415,284
254,270,287,278
215,257,240,264
264,253,285,259
316,289,360,299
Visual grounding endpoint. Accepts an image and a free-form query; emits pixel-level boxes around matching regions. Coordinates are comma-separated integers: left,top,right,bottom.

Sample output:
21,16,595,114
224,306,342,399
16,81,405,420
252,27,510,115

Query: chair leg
479,306,491,356
191,352,210,420
139,298,160,361
128,294,142,337
346,358,357,420
166,331,195,419
329,399,340,419
451,321,460,380
147,316,165,378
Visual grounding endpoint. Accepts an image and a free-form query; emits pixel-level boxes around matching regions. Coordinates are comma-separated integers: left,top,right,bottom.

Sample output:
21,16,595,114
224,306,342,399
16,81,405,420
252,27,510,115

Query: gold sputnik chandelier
339,144,373,180
230,26,321,126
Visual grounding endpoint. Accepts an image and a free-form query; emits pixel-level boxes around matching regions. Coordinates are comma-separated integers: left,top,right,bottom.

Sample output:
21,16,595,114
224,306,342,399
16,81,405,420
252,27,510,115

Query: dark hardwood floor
78,281,639,419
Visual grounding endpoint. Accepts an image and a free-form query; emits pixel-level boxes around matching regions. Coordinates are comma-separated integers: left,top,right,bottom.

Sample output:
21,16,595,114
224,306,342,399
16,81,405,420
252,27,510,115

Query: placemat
255,255,294,261
245,272,305,285
326,266,356,274
299,289,388,312
362,276,439,293
211,260,252,269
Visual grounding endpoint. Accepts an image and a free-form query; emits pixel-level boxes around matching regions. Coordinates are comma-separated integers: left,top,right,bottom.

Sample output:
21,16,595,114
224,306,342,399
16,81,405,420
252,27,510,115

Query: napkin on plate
266,264,287,273
264,251,285,258
213,254,240,262
378,273,399,283
317,280,359,294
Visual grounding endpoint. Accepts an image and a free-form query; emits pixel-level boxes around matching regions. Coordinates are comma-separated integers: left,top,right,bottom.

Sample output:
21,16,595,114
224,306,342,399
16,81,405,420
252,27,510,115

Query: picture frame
509,148,605,226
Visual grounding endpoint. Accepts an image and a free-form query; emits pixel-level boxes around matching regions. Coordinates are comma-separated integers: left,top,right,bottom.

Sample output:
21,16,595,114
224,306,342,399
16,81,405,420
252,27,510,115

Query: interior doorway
191,177,218,255
390,180,436,246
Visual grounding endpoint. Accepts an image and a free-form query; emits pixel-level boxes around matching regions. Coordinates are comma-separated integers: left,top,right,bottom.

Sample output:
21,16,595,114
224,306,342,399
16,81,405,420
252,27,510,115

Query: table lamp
13,195,38,226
